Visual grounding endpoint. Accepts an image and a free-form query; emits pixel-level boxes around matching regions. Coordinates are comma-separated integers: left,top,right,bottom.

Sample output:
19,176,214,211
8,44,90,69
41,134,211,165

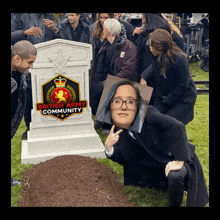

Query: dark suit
11,71,27,138
11,13,56,45
106,105,208,207
58,20,91,44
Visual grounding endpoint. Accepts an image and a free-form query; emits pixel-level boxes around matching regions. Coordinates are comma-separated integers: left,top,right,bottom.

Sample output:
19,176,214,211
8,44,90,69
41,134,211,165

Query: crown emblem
54,77,67,87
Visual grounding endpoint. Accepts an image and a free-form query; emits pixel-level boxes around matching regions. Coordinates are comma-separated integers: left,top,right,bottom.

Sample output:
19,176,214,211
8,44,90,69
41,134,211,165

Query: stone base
21,132,106,164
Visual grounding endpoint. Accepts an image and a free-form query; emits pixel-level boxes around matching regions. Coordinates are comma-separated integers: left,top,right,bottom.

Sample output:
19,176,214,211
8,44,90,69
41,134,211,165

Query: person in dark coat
91,13,127,61
11,41,37,138
11,13,57,45
114,13,134,41
57,13,91,44
11,13,58,139
11,41,37,185
90,19,138,115
140,29,197,125
131,13,184,82
103,80,208,207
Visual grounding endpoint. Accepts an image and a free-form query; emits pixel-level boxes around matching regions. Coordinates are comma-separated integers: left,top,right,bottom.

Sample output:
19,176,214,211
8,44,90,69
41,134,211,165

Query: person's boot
21,128,28,140
94,120,103,130
22,124,30,140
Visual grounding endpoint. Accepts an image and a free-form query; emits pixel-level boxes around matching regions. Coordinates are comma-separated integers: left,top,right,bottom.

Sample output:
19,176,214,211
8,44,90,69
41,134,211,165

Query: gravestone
21,39,105,164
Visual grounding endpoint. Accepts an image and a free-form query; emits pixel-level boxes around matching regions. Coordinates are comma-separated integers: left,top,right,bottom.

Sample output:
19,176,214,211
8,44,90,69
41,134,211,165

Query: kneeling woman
140,29,197,125
98,80,208,207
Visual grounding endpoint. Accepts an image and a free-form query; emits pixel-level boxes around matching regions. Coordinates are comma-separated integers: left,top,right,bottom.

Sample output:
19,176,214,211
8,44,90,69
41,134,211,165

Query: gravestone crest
48,49,70,74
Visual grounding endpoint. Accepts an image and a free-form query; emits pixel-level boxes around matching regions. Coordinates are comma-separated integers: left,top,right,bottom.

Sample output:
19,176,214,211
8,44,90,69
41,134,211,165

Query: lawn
11,61,209,207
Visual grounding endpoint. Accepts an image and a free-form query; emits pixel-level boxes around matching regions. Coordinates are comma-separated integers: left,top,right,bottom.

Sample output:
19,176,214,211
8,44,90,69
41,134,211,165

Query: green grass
190,61,209,81
11,120,33,207
11,61,209,207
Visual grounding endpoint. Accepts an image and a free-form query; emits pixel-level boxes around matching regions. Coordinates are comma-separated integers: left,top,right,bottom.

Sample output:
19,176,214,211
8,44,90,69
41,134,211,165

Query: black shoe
11,178,21,186
94,120,103,130
22,129,28,140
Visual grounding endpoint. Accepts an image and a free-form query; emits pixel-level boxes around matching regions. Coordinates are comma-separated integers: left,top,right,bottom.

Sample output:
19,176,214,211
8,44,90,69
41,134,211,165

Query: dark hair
95,80,147,133
149,29,185,78
68,13,80,16
11,40,37,60
142,13,171,33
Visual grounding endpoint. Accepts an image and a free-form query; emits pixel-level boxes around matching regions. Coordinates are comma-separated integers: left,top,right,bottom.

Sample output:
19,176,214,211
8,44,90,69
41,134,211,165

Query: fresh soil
19,155,135,207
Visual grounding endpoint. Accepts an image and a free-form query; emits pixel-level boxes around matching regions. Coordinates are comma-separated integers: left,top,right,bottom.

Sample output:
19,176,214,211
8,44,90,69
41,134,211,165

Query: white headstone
21,39,105,164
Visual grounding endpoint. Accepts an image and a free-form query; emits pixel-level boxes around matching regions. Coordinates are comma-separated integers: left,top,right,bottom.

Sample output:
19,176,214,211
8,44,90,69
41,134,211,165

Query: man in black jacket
114,13,134,41
11,40,37,185
57,13,91,43
11,13,58,139
11,13,57,45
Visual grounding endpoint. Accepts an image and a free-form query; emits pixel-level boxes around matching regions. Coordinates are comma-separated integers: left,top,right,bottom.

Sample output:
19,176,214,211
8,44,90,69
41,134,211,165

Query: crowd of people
11,13,208,207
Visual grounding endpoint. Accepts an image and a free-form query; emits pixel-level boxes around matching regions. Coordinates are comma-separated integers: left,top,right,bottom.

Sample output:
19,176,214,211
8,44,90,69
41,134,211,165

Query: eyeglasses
111,97,138,109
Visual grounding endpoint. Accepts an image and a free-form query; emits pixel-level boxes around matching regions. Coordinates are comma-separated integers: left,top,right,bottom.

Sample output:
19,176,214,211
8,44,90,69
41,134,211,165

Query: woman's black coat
141,52,197,125
131,28,185,81
106,105,208,207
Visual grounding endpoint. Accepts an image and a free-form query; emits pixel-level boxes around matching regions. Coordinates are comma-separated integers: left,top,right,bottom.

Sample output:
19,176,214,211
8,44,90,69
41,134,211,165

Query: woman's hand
165,161,184,177
140,78,147,85
133,27,143,35
105,125,123,152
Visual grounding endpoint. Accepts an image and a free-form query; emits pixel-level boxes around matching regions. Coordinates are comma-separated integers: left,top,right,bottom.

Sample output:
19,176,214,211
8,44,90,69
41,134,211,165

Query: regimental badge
36,74,87,121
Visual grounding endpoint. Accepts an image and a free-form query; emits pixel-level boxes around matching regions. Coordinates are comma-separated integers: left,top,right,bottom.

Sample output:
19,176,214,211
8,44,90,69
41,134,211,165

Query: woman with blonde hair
91,13,126,59
90,18,138,116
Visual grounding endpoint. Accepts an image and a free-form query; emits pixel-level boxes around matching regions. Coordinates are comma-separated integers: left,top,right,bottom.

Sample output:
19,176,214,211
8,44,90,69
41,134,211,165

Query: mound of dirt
19,155,135,207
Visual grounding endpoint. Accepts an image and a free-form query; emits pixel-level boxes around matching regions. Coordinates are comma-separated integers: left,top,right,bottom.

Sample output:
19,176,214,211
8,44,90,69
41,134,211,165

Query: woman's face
149,39,161,56
110,85,138,130
99,13,110,26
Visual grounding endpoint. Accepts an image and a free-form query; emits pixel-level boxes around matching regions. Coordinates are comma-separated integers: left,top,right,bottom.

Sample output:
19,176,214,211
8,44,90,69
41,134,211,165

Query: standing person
11,13,58,45
91,13,127,59
57,13,68,24
11,40,37,185
199,14,209,72
131,13,184,82
131,13,170,80
162,14,185,51
11,13,58,139
91,13,115,60
90,19,138,116
57,13,91,44
101,80,208,207
114,13,134,41
140,29,197,125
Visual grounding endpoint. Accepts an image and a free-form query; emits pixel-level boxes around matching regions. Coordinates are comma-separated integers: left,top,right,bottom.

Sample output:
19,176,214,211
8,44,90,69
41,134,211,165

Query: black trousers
124,164,188,207
167,165,188,207
24,73,32,129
